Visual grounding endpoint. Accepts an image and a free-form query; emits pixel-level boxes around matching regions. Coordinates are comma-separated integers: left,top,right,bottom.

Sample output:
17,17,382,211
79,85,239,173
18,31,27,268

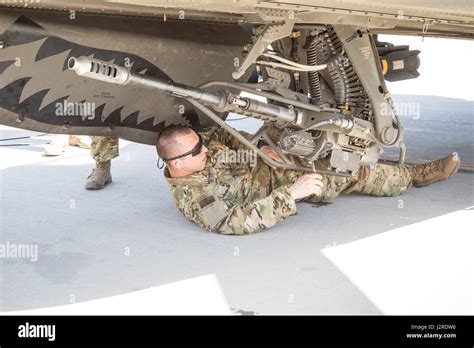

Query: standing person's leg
85,136,119,190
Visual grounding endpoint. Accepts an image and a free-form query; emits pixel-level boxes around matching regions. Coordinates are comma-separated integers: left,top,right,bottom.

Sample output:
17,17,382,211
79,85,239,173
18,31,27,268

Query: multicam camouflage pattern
90,136,119,163
165,127,413,235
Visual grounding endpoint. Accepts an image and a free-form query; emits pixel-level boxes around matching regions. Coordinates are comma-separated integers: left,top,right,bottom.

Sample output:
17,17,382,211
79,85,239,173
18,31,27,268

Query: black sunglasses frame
161,133,203,162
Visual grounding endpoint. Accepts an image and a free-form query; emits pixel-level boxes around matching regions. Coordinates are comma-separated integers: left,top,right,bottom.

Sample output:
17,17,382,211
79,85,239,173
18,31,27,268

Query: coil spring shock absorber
306,34,322,104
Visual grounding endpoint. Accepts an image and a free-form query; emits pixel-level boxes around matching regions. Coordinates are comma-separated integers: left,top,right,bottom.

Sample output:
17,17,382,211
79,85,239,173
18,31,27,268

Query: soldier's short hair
156,125,195,160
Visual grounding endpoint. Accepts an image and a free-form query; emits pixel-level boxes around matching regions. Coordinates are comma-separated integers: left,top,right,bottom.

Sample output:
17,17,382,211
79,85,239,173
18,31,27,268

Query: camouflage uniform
164,128,413,235
90,136,119,163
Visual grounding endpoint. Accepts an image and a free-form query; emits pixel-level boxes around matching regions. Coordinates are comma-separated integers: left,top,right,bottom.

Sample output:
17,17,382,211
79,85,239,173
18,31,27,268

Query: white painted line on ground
322,209,473,315
1,274,231,315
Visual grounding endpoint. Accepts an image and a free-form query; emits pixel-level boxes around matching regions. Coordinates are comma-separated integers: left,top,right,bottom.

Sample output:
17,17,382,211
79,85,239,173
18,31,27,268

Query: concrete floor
0,123,473,314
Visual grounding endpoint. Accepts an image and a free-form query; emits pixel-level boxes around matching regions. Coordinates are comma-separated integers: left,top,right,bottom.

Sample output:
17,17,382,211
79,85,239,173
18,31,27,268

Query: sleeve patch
199,198,228,230
198,195,216,209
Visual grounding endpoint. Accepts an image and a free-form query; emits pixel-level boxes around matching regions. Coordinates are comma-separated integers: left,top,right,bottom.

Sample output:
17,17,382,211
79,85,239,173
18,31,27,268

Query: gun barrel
68,56,225,107
128,74,224,108
67,56,130,85
68,56,297,123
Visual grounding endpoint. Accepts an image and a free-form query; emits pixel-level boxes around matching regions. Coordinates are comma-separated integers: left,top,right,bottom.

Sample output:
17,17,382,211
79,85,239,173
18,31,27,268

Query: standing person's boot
408,153,461,188
69,135,91,149
85,160,112,190
43,134,69,156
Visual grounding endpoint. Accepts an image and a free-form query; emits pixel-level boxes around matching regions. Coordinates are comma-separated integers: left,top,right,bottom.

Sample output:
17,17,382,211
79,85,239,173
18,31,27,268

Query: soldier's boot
408,153,461,188
43,134,69,156
85,161,112,190
69,135,91,149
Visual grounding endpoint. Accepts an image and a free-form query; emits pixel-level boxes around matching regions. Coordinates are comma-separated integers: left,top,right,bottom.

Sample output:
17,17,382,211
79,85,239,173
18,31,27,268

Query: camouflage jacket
164,127,297,235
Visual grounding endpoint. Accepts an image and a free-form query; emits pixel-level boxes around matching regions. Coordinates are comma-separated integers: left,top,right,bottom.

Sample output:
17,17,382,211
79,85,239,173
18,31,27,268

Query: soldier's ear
174,159,181,168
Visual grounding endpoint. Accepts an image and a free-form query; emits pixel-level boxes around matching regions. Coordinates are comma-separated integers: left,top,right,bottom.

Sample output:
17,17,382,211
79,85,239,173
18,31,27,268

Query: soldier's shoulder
198,127,220,142
170,181,213,201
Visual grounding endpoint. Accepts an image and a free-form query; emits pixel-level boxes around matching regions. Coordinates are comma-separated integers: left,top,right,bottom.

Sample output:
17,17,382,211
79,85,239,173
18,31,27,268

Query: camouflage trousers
90,136,119,163
251,158,413,203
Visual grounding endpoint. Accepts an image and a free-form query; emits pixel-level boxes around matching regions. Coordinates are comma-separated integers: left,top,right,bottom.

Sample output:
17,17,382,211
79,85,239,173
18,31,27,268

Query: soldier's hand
288,173,324,200
260,145,284,169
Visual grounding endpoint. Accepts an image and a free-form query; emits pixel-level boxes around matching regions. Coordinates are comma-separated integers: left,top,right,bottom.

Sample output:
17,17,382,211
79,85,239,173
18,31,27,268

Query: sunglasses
161,133,203,161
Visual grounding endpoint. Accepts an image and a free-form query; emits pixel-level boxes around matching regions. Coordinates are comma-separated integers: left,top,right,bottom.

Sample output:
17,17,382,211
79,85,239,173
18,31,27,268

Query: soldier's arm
210,127,253,151
217,185,297,235
177,184,297,235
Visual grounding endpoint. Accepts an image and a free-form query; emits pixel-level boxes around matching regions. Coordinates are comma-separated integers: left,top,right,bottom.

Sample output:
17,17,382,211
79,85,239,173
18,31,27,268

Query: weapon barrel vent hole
67,58,76,70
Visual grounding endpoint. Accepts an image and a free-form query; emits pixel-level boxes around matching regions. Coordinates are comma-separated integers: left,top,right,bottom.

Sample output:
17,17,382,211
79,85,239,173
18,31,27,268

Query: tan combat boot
69,135,91,149
408,153,461,188
85,161,112,190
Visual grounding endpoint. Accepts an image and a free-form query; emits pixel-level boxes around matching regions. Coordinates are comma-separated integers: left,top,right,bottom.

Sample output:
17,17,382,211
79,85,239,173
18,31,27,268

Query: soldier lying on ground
156,125,460,235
